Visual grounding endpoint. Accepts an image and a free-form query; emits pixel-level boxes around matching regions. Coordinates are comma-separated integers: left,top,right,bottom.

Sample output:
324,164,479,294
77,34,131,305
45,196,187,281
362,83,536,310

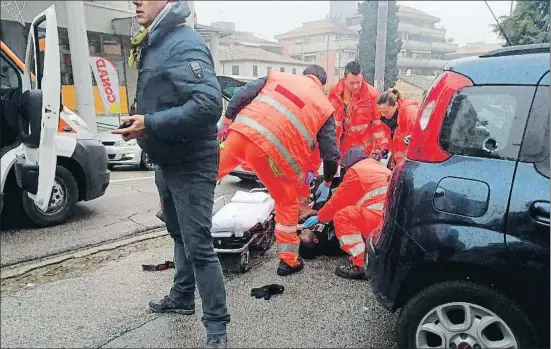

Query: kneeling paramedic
302,147,391,280
217,64,340,276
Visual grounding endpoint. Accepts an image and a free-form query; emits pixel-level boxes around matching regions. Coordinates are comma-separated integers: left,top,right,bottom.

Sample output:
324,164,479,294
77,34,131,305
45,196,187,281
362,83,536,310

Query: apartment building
276,1,457,82
210,21,282,54
347,5,458,76
445,42,503,60
275,19,359,87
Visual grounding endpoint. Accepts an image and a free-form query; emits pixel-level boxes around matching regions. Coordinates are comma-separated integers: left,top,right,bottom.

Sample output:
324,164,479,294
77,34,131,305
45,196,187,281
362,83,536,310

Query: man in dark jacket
112,1,229,348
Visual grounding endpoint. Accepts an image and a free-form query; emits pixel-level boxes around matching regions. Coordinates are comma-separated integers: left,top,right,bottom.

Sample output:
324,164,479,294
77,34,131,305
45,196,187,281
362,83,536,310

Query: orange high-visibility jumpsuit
328,78,380,159
317,158,391,267
217,71,335,267
370,99,419,168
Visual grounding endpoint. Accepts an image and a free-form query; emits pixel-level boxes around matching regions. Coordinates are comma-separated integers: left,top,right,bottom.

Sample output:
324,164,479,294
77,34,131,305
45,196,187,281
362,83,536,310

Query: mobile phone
118,121,133,129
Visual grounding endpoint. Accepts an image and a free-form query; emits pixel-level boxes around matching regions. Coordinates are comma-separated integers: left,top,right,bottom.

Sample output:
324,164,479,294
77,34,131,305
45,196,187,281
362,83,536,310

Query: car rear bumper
71,139,110,201
105,145,142,166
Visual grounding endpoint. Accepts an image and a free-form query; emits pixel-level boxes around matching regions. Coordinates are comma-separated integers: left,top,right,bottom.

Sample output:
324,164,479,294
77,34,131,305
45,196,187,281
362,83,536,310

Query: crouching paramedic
217,64,340,276
302,147,391,280
370,88,419,168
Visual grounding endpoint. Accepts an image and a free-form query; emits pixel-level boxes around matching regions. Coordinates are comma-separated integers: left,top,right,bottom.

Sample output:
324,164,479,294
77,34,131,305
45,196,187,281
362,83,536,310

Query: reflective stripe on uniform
348,242,366,257
357,185,388,206
373,131,386,139
257,95,315,149
350,123,370,132
367,202,384,211
277,242,300,254
235,115,303,177
394,151,405,159
338,233,364,246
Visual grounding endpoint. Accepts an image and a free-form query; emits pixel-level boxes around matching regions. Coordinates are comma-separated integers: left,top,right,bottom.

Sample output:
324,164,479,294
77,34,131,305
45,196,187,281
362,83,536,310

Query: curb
0,228,168,280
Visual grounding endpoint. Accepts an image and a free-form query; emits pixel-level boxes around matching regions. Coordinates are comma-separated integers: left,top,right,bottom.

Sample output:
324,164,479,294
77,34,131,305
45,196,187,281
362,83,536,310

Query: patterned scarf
128,1,178,68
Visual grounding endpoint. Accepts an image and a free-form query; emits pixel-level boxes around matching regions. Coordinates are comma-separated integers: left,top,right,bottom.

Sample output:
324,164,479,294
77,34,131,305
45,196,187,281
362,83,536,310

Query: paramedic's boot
206,334,227,348
148,296,195,315
277,257,304,276
335,262,368,280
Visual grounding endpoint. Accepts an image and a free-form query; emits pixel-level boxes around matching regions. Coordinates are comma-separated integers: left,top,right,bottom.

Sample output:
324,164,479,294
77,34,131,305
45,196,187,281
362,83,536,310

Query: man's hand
111,115,146,140
314,181,331,204
303,215,319,229
217,118,232,142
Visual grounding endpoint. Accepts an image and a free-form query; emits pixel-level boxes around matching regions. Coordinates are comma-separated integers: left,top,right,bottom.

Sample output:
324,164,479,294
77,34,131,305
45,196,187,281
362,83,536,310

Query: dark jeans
155,153,230,335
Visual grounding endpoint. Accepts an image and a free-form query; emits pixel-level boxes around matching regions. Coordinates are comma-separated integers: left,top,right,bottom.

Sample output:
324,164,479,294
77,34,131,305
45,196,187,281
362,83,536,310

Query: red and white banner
89,56,122,115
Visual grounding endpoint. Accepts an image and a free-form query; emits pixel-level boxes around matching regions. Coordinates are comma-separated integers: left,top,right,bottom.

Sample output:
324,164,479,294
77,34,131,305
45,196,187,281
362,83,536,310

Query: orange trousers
333,205,383,267
218,131,301,267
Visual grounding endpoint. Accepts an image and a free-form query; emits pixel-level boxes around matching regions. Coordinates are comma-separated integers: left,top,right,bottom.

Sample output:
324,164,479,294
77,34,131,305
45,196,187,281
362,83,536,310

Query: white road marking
110,176,155,183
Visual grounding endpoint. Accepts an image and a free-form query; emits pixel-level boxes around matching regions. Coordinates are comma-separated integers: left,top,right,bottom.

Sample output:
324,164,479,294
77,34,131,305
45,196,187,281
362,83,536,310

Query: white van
0,5,110,227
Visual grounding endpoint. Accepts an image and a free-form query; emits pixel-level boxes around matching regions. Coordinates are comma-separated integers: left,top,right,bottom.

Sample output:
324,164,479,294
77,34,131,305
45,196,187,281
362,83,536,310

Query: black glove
250,284,285,300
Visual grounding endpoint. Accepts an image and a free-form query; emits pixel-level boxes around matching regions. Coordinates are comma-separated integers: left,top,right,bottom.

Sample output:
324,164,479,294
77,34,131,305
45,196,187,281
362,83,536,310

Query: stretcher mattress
211,191,275,238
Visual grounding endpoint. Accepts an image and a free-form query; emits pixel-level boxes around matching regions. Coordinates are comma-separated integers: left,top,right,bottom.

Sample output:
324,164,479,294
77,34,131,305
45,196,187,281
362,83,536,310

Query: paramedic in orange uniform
216,64,341,276
302,147,390,280
370,88,419,169
328,61,380,160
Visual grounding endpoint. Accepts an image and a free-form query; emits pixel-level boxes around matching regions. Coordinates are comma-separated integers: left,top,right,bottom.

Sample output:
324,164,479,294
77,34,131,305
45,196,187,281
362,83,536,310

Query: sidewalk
1,236,398,348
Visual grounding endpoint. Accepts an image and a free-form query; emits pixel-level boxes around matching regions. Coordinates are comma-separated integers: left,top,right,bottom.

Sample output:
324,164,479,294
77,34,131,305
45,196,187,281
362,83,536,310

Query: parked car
366,43,550,348
95,132,155,171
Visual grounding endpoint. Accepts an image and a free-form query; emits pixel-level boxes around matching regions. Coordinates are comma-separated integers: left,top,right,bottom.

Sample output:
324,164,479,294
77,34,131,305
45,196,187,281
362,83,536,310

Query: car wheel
139,151,156,171
396,280,538,349
21,165,79,227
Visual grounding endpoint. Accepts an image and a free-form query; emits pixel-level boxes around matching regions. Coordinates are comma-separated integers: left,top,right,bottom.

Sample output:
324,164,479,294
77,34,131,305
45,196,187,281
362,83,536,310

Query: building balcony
398,22,446,37
397,57,448,69
401,40,458,53
287,39,358,55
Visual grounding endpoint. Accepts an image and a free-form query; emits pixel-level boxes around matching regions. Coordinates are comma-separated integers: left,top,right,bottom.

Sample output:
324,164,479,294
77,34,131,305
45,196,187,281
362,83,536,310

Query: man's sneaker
335,263,368,280
148,296,195,315
206,334,227,349
277,257,304,276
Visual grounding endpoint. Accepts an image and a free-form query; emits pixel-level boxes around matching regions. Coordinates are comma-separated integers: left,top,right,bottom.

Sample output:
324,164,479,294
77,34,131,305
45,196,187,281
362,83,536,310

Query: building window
304,55,316,63
253,65,258,77
292,68,297,74
267,66,272,74
101,35,122,56
88,33,101,55
280,67,285,72
232,65,239,75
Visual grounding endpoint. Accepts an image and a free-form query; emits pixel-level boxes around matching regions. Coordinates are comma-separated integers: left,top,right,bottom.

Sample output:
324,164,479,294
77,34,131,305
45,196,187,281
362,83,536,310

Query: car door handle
530,201,550,226
434,188,445,198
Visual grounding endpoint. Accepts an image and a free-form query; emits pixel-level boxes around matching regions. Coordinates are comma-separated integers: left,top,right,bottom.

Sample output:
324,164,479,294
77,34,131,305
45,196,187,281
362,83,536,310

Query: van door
505,71,550,275
14,5,61,211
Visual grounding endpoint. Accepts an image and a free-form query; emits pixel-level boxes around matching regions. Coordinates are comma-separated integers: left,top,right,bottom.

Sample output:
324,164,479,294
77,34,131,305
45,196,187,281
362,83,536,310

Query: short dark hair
344,61,361,76
303,64,327,86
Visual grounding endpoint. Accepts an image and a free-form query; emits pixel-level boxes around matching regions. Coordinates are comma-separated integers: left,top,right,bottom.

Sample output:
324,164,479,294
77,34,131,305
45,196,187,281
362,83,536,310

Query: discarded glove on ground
142,260,174,271
250,284,285,300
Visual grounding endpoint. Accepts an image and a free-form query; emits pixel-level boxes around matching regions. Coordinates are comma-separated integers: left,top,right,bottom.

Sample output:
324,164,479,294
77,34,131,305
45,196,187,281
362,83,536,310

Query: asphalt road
0,167,259,267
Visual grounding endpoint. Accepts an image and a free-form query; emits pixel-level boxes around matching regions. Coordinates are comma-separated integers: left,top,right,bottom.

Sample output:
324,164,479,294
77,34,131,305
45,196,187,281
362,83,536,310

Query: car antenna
485,0,512,47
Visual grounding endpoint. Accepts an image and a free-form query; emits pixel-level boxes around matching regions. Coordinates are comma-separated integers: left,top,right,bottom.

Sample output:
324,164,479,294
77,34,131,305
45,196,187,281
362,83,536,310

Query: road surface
1,167,258,267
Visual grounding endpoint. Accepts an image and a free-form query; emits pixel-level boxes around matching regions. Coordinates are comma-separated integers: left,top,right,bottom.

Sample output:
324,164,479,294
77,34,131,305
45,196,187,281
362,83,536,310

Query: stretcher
211,188,276,273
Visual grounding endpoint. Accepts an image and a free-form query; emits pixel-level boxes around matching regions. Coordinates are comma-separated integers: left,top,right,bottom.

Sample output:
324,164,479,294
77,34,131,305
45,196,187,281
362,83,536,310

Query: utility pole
509,1,514,16
64,1,97,134
374,1,388,92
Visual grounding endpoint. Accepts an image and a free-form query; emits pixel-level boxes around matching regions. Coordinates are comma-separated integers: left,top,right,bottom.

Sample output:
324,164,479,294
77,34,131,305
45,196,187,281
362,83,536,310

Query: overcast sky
195,1,513,46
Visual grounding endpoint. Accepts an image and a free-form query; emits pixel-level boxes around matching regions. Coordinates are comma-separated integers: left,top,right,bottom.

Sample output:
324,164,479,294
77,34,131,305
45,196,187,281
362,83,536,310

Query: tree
357,0,402,90
492,0,550,46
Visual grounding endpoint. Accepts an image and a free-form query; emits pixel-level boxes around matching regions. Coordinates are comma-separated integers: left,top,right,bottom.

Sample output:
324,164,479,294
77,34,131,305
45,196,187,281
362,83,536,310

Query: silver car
95,132,155,171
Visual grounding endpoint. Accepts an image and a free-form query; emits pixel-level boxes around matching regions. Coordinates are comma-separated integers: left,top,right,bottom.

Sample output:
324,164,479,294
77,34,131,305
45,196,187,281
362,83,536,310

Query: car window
0,54,21,90
520,85,550,164
439,86,535,161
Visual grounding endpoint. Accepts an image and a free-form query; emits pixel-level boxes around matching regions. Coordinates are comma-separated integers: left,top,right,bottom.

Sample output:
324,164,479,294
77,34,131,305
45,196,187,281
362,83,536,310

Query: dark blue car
366,43,550,349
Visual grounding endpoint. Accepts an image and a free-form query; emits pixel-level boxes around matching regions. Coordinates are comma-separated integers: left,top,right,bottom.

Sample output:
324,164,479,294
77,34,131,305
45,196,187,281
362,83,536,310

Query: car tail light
407,71,473,163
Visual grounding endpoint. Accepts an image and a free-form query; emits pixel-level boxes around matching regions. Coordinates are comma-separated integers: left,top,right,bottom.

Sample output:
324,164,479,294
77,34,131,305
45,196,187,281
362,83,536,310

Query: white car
95,132,155,171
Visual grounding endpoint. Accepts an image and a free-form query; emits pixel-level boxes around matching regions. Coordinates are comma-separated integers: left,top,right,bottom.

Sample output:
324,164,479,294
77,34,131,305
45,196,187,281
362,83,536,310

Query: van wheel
21,165,79,227
396,281,538,349
139,151,155,171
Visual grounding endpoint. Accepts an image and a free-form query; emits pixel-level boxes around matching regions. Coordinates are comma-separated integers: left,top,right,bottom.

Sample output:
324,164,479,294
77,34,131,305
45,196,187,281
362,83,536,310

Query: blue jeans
155,153,230,335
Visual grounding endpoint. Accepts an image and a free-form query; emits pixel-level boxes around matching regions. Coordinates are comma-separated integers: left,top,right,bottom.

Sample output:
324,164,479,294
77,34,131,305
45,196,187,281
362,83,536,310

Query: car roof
445,43,550,86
